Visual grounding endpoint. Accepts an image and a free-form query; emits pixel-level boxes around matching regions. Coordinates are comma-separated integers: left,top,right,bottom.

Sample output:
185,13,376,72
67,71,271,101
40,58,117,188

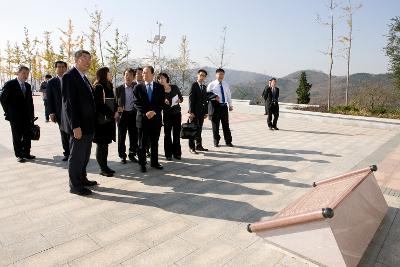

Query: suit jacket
188,82,208,117
60,67,96,135
115,82,137,111
0,78,34,125
47,77,63,121
133,82,165,129
264,86,280,109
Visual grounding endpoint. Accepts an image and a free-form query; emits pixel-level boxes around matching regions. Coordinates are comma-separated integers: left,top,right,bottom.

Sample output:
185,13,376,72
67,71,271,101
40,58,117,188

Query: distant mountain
191,67,393,105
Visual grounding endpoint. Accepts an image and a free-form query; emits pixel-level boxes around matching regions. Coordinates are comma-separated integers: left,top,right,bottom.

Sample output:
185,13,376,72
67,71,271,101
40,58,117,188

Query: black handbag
180,119,198,139
30,124,40,140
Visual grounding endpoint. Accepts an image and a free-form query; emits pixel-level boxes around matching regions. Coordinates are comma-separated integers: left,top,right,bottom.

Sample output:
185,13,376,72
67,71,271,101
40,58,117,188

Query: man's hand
49,114,57,123
146,111,156,119
117,107,124,113
73,127,82,140
229,106,233,111
215,96,221,103
204,114,208,119
189,113,195,119
165,99,170,105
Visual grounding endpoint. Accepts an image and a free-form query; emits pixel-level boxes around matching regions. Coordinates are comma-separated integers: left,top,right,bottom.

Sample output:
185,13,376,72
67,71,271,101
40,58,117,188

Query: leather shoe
174,155,181,160
166,156,173,161
273,127,279,130
17,157,26,163
140,165,147,173
129,155,138,162
62,155,69,161
70,187,92,196
196,146,208,152
151,163,163,170
25,154,36,160
226,143,234,147
100,171,113,177
189,149,198,154
106,167,115,174
83,179,98,186
121,158,127,164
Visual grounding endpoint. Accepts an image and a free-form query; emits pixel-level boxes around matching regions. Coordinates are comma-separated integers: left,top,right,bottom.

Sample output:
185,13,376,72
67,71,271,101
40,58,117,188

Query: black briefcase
30,124,40,140
180,120,198,139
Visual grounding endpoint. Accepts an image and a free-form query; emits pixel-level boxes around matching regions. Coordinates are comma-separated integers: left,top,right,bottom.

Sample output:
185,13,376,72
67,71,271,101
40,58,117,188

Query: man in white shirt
207,68,233,147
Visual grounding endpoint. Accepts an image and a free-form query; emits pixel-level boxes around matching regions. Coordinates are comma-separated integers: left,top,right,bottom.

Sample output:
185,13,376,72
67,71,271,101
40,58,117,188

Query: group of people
1,49,250,196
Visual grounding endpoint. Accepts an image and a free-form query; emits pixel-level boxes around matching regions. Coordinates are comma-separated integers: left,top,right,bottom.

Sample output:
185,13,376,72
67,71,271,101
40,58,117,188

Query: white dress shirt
206,79,232,107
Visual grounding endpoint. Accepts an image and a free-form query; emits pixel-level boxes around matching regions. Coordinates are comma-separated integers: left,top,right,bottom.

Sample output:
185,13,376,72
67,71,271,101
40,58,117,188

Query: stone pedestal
248,166,388,267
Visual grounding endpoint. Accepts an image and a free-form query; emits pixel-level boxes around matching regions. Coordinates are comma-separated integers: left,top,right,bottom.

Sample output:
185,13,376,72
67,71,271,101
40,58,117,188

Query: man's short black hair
144,66,154,74
198,69,208,76
54,60,67,68
124,68,136,76
270,77,277,81
45,74,52,79
136,67,143,72
216,68,225,74
17,65,30,73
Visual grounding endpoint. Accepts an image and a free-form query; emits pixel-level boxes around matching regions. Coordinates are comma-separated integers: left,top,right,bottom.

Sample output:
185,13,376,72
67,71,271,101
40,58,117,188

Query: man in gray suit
61,50,97,196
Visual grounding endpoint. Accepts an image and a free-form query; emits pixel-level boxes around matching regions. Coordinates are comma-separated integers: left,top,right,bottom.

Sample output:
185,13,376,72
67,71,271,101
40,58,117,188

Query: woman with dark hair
93,67,117,176
157,73,183,160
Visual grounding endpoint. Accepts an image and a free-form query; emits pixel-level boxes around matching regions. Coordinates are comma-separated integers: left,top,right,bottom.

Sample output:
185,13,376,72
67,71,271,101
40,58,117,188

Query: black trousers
267,104,279,128
189,116,205,150
10,121,31,158
163,112,182,158
57,123,70,156
211,105,232,145
264,102,268,114
118,111,137,159
68,134,93,190
138,124,161,166
96,143,109,172
43,99,49,121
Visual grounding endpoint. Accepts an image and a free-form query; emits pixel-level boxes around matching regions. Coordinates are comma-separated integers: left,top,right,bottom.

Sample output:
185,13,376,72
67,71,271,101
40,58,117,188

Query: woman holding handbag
157,73,183,161
93,67,117,176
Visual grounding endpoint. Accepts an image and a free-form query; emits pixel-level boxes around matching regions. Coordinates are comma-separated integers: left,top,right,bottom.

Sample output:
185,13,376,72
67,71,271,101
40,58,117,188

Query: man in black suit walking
47,60,70,161
264,78,280,130
115,68,138,164
61,50,97,196
0,66,35,163
188,69,209,154
133,66,165,173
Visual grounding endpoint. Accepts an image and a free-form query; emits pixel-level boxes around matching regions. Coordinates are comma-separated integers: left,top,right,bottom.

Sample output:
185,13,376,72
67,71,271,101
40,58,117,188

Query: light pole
147,21,166,73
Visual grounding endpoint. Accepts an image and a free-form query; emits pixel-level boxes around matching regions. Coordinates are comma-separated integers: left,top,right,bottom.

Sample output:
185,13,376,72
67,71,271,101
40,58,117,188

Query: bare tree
87,8,112,66
87,27,101,81
206,25,230,68
176,35,192,92
339,0,362,105
317,0,338,110
105,28,130,85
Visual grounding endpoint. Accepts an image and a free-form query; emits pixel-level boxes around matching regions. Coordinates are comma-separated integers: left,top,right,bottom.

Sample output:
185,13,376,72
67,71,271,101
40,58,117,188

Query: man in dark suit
115,68,138,164
0,66,35,163
262,79,271,115
61,50,97,196
188,69,209,154
264,78,280,130
47,61,70,161
133,66,165,173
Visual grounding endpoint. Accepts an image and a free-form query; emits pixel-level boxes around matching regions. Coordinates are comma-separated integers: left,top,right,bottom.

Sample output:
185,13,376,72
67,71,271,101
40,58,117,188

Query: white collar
16,78,24,85
74,66,85,78
145,81,153,87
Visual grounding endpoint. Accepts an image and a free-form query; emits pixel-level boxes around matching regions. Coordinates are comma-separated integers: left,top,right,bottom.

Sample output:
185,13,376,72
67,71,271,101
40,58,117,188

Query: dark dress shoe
166,156,173,161
25,154,36,160
62,155,69,161
17,157,26,163
129,155,138,162
140,165,147,173
190,149,198,154
196,147,208,152
226,143,234,147
106,167,115,174
151,163,163,170
70,188,92,196
100,171,113,177
121,158,127,164
273,127,279,130
174,155,182,160
83,179,98,186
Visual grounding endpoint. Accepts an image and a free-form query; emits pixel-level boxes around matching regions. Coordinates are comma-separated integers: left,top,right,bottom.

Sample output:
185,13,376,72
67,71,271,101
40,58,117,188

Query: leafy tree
59,19,81,66
296,71,312,104
41,31,57,75
384,16,400,94
88,8,112,66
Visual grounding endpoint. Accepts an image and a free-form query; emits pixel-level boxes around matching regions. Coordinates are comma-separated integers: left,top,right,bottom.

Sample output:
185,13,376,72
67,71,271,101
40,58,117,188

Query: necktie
83,76,92,91
147,84,152,102
20,82,26,96
272,87,276,99
219,82,226,104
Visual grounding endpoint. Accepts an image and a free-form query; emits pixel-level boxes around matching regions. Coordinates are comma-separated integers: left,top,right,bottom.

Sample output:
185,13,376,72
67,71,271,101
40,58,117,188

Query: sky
0,0,398,77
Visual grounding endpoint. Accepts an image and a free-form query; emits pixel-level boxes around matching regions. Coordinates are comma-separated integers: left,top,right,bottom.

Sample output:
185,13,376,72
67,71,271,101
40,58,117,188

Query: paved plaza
0,96,400,266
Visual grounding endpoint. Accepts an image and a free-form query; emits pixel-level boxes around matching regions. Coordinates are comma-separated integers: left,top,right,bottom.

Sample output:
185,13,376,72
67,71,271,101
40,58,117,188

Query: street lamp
147,21,166,73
